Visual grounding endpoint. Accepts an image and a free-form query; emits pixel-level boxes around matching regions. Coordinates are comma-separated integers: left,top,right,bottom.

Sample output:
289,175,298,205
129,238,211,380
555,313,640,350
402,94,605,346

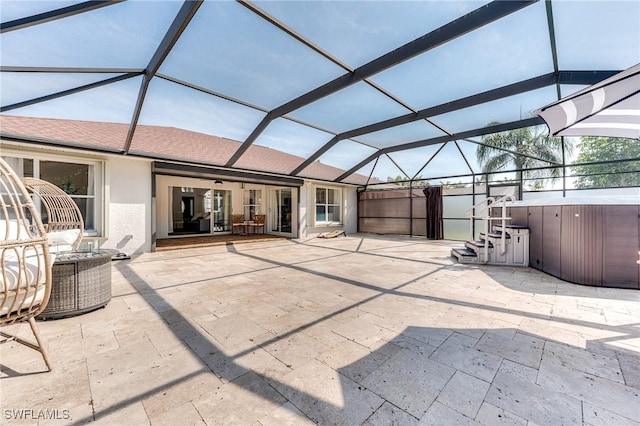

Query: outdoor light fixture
214,179,223,184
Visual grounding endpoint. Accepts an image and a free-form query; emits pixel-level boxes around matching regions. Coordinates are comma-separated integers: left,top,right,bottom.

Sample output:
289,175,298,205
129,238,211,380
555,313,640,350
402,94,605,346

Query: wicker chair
231,214,246,235
249,214,266,234
22,177,84,252
0,158,53,371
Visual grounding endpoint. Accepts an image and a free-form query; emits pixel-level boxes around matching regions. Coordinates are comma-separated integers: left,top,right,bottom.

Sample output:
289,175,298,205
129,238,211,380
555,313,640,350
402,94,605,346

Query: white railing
465,195,514,261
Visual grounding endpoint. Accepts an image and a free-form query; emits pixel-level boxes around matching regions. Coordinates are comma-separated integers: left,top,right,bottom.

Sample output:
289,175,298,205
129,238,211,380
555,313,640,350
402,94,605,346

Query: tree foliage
572,137,640,188
442,180,467,189
477,125,569,190
386,175,429,187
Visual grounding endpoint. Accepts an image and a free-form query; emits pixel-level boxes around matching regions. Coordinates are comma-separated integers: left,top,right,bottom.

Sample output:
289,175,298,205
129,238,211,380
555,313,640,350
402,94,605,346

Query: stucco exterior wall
101,157,152,254
345,186,358,235
300,182,358,238
2,140,360,252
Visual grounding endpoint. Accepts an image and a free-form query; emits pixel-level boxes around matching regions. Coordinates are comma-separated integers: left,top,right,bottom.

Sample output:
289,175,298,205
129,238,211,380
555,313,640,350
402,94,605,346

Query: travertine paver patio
1,234,639,425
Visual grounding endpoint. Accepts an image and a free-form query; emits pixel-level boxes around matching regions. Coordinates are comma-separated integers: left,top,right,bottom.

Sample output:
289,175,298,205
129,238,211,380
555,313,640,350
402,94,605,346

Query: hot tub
506,197,639,289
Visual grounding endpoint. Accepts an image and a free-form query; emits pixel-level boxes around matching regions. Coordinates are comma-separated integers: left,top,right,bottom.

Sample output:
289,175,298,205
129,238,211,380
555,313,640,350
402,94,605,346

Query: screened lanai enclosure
1,0,638,243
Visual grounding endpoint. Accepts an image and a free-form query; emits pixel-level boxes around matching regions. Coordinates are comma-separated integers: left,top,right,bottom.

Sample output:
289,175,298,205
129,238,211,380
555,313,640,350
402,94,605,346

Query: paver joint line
1,236,638,426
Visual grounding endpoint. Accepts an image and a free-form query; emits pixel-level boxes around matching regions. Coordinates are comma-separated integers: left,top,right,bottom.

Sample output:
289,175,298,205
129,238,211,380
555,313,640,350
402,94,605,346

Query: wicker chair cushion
1,220,52,315
0,219,31,241
48,229,81,253
0,253,47,316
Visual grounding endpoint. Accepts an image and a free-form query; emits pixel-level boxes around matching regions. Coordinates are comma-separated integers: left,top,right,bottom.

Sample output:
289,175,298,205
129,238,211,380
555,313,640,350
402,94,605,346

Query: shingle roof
0,115,370,185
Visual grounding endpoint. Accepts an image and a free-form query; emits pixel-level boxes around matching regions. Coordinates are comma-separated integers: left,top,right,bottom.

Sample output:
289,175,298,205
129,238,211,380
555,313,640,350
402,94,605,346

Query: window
315,187,342,225
242,189,262,220
2,155,103,234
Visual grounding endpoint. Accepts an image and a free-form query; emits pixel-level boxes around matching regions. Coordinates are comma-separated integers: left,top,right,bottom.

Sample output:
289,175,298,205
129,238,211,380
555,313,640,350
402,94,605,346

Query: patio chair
0,158,54,371
249,214,266,234
231,214,245,235
22,177,84,253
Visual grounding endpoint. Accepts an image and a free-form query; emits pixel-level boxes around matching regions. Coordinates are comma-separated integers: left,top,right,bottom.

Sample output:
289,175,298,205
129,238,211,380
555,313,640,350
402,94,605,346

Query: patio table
236,221,256,235
38,249,117,320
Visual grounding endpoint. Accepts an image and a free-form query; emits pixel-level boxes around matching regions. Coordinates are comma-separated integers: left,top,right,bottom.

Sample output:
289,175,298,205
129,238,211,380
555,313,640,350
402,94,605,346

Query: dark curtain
423,186,443,240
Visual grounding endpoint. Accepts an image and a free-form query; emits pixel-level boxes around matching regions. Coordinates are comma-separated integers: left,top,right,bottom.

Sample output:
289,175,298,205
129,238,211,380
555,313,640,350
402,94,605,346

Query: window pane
327,188,336,205
327,206,340,223
23,159,34,178
316,188,326,204
39,161,91,195
1,156,33,177
316,206,326,222
244,206,258,220
204,190,212,213
250,190,262,204
243,190,262,220
73,198,94,231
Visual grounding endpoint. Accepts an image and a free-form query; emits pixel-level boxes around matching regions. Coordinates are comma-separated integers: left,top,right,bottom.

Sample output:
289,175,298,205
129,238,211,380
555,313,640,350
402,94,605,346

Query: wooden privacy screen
358,187,443,239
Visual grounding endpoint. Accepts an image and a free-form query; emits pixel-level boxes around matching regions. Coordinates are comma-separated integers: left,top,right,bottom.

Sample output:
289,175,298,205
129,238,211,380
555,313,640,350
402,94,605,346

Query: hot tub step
451,247,479,263
465,240,493,250
481,231,510,240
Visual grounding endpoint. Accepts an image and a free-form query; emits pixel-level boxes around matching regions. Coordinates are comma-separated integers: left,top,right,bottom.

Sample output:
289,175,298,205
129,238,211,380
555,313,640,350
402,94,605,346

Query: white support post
483,217,489,262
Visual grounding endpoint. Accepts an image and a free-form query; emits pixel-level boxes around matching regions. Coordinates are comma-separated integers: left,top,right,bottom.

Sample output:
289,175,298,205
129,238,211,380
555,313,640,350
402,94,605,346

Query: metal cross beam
0,66,143,74
291,69,618,178
1,1,122,34
544,0,561,100
225,0,538,167
0,73,141,113
290,73,557,176
122,0,203,154
333,117,544,182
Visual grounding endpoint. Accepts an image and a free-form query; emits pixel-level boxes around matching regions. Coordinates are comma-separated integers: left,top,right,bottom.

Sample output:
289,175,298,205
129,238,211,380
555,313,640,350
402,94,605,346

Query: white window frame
1,151,104,236
242,188,263,220
314,186,343,226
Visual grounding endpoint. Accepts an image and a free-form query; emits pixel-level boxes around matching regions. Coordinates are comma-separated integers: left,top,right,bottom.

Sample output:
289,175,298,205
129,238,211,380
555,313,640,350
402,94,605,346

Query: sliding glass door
211,189,231,232
269,188,293,235
168,186,231,235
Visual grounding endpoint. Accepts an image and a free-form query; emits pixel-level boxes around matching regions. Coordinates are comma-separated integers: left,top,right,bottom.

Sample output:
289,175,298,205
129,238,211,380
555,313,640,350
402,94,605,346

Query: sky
1,0,639,185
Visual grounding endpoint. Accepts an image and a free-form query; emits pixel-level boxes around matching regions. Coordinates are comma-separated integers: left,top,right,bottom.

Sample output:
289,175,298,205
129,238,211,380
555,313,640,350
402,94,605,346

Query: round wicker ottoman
38,249,118,320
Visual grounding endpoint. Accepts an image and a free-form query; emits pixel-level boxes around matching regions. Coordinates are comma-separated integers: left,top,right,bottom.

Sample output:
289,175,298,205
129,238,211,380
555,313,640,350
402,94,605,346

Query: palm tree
476,124,570,195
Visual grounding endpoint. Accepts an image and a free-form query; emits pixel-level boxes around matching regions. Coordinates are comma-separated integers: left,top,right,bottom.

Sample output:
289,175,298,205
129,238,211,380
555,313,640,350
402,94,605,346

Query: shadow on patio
1,235,638,425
